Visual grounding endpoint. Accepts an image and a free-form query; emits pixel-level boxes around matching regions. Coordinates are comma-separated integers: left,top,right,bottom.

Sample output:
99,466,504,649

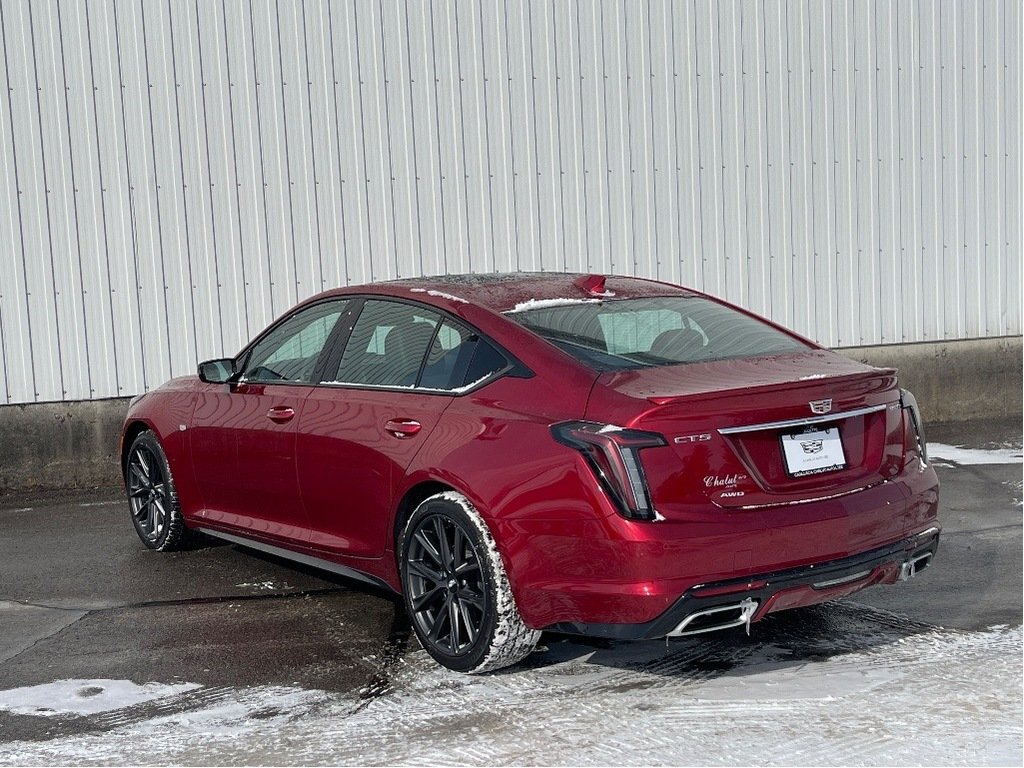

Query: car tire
399,491,540,674
124,430,189,552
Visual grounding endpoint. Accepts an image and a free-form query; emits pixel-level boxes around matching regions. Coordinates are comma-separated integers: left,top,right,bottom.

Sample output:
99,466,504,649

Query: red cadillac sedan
120,273,940,673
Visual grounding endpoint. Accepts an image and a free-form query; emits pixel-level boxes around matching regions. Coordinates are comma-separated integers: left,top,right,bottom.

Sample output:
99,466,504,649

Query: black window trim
314,295,532,397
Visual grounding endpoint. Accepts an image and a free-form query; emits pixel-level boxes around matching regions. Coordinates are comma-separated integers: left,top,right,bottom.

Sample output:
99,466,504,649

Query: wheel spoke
458,588,485,610
407,559,445,583
134,499,150,522
146,502,157,535
454,559,480,577
133,452,150,483
152,498,166,533
433,517,453,570
128,462,148,489
458,599,478,644
448,596,462,650
427,599,450,642
413,530,444,568
411,583,445,612
450,526,465,570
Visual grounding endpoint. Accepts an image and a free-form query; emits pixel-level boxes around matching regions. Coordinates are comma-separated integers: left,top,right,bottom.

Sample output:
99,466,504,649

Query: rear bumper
502,459,939,630
544,525,940,640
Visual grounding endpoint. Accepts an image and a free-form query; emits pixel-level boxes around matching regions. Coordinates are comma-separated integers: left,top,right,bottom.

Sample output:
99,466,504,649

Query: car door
190,298,350,545
296,298,464,557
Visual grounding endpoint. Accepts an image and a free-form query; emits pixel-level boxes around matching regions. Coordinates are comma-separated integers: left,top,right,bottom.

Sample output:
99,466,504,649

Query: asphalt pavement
0,418,1020,760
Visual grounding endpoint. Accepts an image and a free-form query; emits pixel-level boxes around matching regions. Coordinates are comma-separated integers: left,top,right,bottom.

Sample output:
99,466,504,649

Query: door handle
384,418,422,439
266,406,296,423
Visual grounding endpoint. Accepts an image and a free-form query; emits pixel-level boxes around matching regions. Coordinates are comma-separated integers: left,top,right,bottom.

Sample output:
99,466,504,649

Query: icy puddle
0,605,1020,766
0,680,200,717
928,442,1024,466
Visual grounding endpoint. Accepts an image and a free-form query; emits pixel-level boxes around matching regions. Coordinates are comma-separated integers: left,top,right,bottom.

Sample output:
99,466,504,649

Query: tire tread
401,491,539,674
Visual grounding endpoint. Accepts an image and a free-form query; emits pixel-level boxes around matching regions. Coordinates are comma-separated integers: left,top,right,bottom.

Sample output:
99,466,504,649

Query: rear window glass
509,296,808,370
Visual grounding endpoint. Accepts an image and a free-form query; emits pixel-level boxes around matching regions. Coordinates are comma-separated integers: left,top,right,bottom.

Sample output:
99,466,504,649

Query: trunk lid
586,350,905,510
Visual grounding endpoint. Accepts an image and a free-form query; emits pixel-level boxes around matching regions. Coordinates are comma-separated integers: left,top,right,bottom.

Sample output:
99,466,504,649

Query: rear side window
331,301,508,391
418,319,508,391
510,296,808,371
334,300,441,387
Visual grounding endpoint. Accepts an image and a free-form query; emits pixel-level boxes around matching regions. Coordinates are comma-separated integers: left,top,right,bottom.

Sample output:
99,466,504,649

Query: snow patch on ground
234,581,281,591
683,659,894,702
1,622,1019,765
927,442,1023,465
0,680,200,717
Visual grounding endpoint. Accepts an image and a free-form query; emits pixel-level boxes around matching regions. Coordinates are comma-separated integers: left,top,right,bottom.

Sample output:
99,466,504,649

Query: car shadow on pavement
511,600,943,684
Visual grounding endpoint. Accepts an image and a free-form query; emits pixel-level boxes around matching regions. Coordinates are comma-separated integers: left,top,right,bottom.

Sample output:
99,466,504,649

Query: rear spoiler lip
643,367,899,406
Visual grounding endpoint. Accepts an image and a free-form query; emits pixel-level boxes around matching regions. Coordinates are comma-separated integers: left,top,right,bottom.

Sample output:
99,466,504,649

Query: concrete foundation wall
1,336,1020,494
837,336,1023,425
0,398,131,493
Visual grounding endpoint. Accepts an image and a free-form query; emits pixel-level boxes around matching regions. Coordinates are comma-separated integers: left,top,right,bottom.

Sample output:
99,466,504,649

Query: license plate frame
780,426,847,478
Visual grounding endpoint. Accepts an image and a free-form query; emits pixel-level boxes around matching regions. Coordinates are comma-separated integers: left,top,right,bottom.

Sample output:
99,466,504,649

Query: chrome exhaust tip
668,598,759,637
899,552,933,581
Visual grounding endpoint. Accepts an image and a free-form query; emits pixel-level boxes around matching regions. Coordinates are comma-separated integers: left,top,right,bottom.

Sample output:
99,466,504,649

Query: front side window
242,300,348,383
510,296,808,371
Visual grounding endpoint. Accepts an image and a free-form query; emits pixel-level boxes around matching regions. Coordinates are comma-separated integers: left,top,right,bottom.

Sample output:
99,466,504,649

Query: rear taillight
551,421,666,520
900,388,928,465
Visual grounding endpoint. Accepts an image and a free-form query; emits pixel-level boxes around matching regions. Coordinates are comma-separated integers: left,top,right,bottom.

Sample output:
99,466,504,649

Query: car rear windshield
509,296,809,371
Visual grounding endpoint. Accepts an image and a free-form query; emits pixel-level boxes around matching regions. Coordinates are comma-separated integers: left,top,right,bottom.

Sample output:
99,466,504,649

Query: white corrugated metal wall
0,0,1019,405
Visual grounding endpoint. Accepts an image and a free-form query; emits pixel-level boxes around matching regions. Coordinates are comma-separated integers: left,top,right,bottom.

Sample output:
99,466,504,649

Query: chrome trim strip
195,528,393,592
717,479,885,511
915,526,941,541
812,569,872,589
717,403,888,435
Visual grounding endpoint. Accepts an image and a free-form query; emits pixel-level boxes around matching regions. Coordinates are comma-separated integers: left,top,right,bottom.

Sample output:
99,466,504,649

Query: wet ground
0,419,1020,765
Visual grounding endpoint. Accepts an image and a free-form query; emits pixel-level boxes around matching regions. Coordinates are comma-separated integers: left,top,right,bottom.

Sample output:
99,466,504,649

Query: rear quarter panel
391,367,613,576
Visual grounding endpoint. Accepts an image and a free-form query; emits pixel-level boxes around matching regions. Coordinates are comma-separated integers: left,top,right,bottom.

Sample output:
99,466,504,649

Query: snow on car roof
505,297,605,313
381,272,694,312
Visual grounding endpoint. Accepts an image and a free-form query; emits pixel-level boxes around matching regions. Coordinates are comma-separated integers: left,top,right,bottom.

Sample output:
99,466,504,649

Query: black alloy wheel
125,430,187,551
404,512,487,656
399,492,539,674
127,443,168,542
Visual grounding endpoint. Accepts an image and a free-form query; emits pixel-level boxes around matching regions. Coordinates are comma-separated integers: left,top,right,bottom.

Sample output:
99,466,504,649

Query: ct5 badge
674,433,712,444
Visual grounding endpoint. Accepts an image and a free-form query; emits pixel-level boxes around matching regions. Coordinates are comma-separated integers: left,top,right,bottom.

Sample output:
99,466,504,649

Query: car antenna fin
573,274,615,298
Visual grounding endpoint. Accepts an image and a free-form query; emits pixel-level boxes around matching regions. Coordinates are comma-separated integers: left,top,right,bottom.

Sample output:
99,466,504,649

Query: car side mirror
198,358,237,384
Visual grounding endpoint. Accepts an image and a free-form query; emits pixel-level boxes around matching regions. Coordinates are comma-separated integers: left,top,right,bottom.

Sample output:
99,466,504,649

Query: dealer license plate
780,426,846,477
